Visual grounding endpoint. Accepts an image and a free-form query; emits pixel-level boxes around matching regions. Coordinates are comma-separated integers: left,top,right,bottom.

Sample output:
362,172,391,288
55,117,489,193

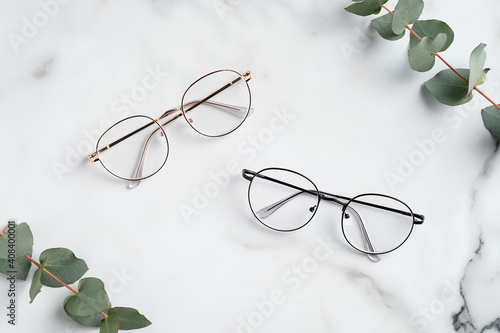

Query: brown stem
382,5,393,15
435,54,468,82
475,86,500,109
25,255,79,295
407,25,422,41
382,5,500,111
24,255,108,319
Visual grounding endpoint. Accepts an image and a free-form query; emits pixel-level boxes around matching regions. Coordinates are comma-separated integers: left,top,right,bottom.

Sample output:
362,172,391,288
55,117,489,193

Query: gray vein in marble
33,59,53,79
347,269,397,309
451,236,500,333
477,142,498,179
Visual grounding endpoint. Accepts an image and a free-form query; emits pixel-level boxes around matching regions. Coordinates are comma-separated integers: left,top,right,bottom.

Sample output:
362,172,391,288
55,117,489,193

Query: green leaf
410,20,454,51
482,105,500,142
39,248,88,288
64,277,111,327
468,43,487,94
100,311,119,333
0,222,34,280
29,263,44,303
425,68,473,106
408,33,447,72
392,0,425,35
372,13,405,40
345,0,388,16
109,307,152,330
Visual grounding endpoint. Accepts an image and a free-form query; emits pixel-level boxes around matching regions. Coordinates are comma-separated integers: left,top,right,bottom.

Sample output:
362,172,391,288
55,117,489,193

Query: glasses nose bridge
319,192,347,207
156,106,182,123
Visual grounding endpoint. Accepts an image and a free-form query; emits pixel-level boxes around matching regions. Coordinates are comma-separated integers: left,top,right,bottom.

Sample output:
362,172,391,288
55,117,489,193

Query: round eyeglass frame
95,115,169,181
247,167,321,232
180,69,252,137
341,193,416,256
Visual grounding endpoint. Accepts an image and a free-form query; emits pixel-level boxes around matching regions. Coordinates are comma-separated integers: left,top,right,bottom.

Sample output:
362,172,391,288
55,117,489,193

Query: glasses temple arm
126,125,165,189
320,192,424,225
183,71,251,114
127,99,254,188
183,100,253,118
254,191,309,218
242,169,318,196
127,109,186,188
88,120,157,162
343,206,381,262
242,170,424,224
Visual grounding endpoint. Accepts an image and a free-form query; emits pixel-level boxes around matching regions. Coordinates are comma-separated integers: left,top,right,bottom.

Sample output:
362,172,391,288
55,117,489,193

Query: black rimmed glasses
88,69,253,188
242,168,425,261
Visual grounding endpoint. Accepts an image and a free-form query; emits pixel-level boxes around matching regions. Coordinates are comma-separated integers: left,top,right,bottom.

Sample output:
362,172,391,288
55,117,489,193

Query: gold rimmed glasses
88,69,253,188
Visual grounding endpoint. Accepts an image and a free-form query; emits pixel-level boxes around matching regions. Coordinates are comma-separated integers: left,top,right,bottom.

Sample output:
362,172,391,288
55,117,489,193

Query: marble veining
33,58,53,79
452,238,484,333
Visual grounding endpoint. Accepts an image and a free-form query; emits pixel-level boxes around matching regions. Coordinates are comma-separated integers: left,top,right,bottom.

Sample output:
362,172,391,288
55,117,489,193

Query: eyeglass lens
248,169,320,231
96,115,169,181
342,194,414,254
181,70,251,137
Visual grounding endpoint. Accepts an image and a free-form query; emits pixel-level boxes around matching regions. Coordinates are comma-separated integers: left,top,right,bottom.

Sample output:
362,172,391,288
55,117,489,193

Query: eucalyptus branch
24,254,80,294
382,4,500,112
0,222,150,332
345,0,500,141
24,254,109,319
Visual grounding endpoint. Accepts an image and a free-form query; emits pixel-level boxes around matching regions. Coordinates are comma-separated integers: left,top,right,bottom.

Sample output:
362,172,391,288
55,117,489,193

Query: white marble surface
1,0,500,332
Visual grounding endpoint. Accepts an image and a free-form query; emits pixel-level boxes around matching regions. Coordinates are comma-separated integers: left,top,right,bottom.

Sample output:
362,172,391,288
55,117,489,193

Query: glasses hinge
243,70,252,81
88,152,99,162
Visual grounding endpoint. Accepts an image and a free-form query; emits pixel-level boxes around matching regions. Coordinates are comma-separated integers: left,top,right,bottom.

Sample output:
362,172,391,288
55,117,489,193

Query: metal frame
242,167,425,260
88,69,253,184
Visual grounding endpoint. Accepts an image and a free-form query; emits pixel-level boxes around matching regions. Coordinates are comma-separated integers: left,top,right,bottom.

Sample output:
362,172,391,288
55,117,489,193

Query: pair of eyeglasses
242,168,425,261
88,69,253,188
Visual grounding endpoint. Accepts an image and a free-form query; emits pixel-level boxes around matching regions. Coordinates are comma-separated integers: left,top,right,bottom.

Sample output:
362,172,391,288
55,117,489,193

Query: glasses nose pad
305,205,317,220
343,211,352,226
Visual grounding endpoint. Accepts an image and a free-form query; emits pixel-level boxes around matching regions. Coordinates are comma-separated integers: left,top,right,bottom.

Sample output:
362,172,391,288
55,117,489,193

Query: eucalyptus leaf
0,222,34,280
392,0,424,35
408,33,447,72
372,13,405,40
109,307,152,330
100,311,119,333
481,105,500,142
345,0,388,16
425,68,473,106
477,68,490,87
468,43,487,94
64,277,111,327
410,20,454,51
29,263,44,303
39,248,88,288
